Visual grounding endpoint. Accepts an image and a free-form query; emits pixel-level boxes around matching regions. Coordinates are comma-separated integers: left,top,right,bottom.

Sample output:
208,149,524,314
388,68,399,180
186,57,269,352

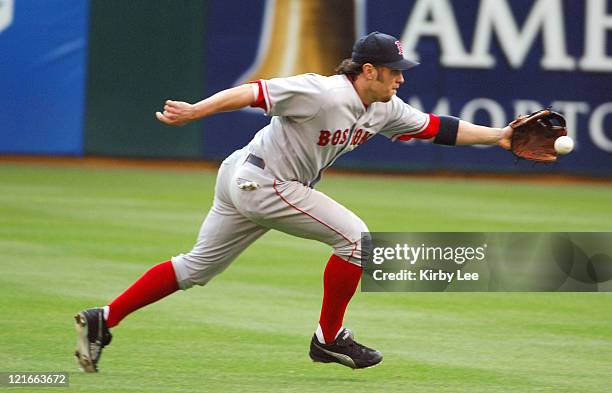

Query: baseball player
74,32,514,372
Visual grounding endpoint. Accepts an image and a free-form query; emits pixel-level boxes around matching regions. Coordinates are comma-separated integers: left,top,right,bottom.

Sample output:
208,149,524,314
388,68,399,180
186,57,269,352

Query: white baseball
554,136,574,155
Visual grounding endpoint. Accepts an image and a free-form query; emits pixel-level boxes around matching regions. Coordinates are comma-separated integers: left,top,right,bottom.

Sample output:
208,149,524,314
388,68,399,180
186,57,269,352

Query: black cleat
74,308,112,372
309,328,383,369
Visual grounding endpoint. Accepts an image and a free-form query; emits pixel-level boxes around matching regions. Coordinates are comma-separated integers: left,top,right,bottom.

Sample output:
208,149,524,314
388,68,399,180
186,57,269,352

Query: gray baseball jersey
171,73,441,290
247,73,432,187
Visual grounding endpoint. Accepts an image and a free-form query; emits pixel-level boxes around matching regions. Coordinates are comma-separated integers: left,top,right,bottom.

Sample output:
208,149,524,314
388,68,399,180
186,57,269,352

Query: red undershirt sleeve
397,113,441,141
249,80,267,111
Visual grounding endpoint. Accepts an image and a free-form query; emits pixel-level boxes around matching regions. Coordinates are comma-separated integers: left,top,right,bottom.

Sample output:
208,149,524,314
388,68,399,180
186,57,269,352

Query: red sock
106,260,179,328
319,254,362,343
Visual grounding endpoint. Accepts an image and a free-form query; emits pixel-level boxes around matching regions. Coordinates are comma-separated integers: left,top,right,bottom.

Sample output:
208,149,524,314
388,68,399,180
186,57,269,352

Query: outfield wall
0,0,610,175
84,1,207,159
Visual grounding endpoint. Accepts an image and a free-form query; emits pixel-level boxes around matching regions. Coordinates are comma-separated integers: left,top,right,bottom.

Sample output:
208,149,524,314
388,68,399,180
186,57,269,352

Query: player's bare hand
155,100,195,126
497,125,513,150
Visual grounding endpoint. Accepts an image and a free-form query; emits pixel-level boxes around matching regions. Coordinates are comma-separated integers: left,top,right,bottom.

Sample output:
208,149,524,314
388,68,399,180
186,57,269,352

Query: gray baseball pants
171,148,368,289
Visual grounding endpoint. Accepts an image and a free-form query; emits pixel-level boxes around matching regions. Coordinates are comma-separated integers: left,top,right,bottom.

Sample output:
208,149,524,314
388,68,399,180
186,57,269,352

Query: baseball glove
509,109,568,162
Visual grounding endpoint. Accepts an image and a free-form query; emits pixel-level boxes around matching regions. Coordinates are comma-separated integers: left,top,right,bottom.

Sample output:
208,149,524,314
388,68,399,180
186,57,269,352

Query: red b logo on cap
394,40,404,55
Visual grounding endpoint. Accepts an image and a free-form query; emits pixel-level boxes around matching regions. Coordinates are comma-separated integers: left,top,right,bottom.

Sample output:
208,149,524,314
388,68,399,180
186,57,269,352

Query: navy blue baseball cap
351,32,419,70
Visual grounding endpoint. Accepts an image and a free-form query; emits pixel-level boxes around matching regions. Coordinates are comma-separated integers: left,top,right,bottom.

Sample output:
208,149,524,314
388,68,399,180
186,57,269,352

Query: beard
380,91,396,102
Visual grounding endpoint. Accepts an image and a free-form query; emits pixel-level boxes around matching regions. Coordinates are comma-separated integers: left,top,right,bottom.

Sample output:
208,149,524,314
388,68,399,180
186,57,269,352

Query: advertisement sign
203,0,612,175
0,0,89,155
0,0,13,33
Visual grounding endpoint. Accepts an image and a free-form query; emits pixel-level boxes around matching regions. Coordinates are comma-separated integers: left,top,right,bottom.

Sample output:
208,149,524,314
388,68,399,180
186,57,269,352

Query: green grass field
1,162,611,393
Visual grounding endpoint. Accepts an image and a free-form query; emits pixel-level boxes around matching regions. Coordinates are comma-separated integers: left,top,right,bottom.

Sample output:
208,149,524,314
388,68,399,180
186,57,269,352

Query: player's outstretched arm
455,120,513,150
156,84,256,126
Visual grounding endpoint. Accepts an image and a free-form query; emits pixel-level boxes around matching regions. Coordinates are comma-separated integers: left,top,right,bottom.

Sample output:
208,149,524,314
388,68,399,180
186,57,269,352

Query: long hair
335,58,363,78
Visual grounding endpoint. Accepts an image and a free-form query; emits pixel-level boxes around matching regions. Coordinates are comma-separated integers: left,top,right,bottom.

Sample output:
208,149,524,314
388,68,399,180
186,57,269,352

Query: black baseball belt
245,153,265,169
